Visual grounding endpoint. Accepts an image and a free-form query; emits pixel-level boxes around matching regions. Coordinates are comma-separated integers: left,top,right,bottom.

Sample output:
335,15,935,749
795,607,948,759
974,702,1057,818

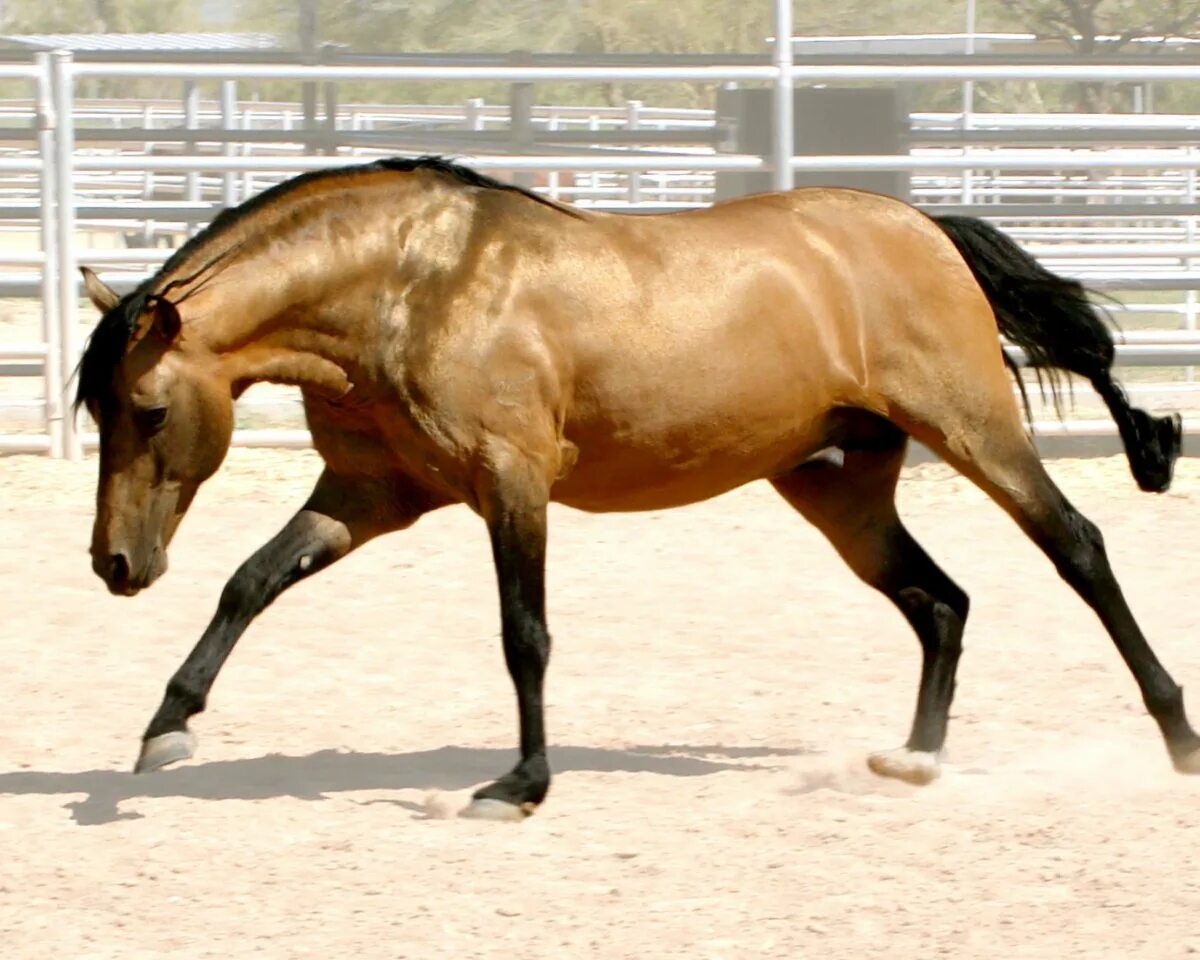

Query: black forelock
72,156,578,413
74,287,153,414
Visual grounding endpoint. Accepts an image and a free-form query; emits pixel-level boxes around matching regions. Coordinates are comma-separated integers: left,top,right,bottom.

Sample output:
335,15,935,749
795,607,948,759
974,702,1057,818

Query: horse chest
301,386,475,500
302,391,392,476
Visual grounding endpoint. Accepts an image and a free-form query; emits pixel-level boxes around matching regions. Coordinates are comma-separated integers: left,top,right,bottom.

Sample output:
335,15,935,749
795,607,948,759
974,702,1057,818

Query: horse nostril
109,553,130,585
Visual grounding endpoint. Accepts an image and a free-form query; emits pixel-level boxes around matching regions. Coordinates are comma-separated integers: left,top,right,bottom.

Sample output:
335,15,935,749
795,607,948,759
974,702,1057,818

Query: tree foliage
0,1,1198,111
246,1,963,56
996,0,1200,52
993,1,1200,108
237,0,965,106
0,0,202,34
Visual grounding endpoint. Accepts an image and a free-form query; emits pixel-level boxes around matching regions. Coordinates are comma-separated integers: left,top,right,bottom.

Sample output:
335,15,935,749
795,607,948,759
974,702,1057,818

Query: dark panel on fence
715,85,911,201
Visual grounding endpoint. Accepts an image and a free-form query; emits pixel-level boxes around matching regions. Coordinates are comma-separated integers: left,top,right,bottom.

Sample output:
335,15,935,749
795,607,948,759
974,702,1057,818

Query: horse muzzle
92,548,168,596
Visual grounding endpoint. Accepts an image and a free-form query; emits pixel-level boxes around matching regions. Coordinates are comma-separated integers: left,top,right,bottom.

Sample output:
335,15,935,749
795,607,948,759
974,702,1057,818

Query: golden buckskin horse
77,157,1192,821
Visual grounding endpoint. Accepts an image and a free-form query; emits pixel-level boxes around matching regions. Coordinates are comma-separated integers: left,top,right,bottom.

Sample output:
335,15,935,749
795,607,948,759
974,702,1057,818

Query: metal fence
3,23,1200,458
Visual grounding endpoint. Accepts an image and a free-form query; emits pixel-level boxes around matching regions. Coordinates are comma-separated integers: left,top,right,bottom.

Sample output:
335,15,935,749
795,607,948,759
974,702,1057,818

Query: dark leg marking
1027,492,1200,769
774,425,969,783
462,499,553,819
135,471,433,773
928,423,1200,775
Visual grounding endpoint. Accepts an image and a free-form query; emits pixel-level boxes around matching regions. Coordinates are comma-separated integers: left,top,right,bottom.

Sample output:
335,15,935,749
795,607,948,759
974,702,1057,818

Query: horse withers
76,157,1192,820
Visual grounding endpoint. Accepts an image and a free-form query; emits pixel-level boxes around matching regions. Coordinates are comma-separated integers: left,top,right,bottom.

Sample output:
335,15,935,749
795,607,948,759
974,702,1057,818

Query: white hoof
1172,747,1200,775
867,747,941,785
134,730,197,774
458,798,532,822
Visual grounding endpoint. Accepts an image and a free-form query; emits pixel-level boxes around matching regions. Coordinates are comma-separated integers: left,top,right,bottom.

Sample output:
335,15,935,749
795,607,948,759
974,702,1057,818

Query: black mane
74,156,577,412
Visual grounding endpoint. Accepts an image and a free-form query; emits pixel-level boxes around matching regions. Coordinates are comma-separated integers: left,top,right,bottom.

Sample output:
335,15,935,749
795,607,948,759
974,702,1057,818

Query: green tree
995,1,1200,109
0,0,208,97
996,0,1200,53
0,0,203,33
10,1,1194,113
238,1,968,106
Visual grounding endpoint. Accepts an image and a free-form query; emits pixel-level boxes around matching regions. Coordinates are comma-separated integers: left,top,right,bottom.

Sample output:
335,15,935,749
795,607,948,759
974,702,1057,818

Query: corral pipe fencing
0,56,57,456
7,14,1200,457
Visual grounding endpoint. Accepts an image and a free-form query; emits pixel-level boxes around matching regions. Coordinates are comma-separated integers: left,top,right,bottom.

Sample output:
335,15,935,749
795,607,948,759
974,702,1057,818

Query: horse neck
175,178,462,398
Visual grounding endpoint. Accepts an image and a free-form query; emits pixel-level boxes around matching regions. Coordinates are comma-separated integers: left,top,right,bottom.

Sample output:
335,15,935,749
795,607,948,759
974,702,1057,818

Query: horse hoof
867,747,941,785
458,798,533,822
1171,746,1200,775
133,730,197,774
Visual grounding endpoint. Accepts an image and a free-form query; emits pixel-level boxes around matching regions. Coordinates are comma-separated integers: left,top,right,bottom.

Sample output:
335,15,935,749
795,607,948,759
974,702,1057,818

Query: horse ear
153,297,181,343
80,266,119,313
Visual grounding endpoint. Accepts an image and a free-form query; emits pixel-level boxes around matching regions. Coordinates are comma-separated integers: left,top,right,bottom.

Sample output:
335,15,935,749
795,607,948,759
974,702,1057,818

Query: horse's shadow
0,743,800,826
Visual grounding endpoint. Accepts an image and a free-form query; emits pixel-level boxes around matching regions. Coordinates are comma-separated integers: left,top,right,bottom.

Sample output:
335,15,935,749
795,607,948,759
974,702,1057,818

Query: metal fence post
183,80,201,235
546,113,560,200
220,79,238,208
465,97,485,131
321,43,338,156
51,50,81,460
241,106,256,200
35,52,63,458
1186,148,1196,383
141,103,156,246
626,99,642,203
509,51,535,189
962,0,977,205
772,0,794,192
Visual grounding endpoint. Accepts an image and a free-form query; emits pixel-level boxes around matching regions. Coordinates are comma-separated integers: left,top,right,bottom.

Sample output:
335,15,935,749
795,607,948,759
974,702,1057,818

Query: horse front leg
460,456,554,821
134,469,435,773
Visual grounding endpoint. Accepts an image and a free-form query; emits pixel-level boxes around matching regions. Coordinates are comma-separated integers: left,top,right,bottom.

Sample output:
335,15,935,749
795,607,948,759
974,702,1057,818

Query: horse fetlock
468,758,551,815
163,677,206,717
133,729,197,774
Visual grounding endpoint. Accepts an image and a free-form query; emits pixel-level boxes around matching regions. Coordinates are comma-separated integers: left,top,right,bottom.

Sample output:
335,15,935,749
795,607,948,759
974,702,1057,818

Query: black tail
933,214,1182,494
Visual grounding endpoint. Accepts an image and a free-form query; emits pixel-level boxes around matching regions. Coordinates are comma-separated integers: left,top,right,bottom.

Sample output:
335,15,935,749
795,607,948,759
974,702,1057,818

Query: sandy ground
2,451,1200,959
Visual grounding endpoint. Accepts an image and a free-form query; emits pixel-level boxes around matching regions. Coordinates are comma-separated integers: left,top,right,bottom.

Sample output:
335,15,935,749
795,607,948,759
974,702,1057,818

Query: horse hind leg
902,396,1200,774
772,417,970,784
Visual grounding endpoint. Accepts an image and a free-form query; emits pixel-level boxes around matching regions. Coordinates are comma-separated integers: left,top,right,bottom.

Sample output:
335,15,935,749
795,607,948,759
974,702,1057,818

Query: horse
76,156,1193,821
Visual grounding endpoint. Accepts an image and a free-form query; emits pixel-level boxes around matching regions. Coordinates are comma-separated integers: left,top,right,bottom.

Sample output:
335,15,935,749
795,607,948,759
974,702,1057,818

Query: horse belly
552,377,842,512
551,311,867,511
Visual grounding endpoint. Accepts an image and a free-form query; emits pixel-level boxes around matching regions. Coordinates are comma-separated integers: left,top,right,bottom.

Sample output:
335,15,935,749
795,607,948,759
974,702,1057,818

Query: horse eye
135,406,168,435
